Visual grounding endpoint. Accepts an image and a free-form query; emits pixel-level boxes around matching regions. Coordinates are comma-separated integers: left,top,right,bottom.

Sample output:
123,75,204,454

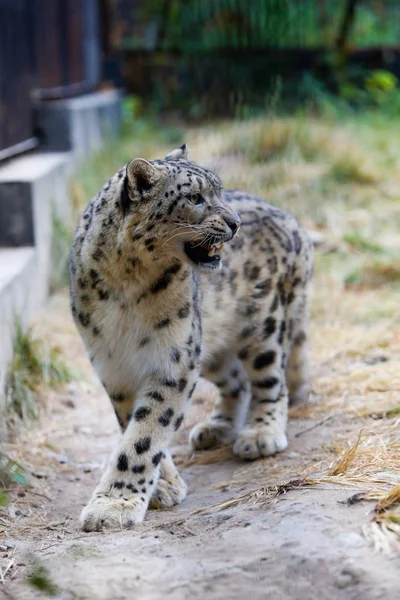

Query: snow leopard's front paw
233,424,288,460
189,421,235,451
149,473,187,509
80,492,148,531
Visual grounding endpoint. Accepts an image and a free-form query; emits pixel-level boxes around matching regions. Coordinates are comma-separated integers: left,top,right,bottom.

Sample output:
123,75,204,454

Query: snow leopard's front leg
80,372,197,531
148,449,187,509
108,395,187,510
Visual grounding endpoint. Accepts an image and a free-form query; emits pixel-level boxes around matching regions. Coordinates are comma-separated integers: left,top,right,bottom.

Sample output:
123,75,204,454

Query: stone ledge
0,90,123,431
0,248,38,431
0,153,72,296
0,247,36,291
59,89,121,110
0,152,71,183
34,89,123,162
0,151,73,433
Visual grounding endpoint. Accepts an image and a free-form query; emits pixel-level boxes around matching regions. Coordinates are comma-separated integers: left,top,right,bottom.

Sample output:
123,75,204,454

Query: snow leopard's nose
225,215,241,236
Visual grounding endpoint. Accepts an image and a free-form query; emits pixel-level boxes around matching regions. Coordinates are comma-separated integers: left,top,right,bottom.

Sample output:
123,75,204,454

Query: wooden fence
0,0,100,160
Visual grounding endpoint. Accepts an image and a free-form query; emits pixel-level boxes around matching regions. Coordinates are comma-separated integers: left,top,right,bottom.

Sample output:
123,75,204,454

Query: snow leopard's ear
120,159,162,215
165,144,189,161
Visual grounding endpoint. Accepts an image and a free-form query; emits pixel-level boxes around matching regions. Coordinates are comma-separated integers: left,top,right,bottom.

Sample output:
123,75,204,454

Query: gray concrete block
0,90,122,428
0,151,73,432
0,248,38,372
0,152,73,434
0,182,34,246
0,151,72,313
0,247,38,440
34,90,123,163
35,106,70,152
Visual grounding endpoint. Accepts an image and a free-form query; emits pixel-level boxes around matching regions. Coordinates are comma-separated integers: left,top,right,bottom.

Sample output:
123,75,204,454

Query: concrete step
0,247,37,397
0,152,72,305
0,90,122,432
0,152,73,435
34,89,122,165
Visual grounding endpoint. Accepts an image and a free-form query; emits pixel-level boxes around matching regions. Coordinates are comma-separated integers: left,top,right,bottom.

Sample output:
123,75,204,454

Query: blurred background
2,0,400,152
113,0,400,118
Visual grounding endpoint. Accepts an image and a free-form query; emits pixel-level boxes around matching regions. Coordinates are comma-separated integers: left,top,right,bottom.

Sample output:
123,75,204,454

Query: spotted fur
70,144,313,531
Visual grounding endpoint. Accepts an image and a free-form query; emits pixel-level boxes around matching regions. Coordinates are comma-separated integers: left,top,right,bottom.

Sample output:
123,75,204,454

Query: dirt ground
0,289,399,600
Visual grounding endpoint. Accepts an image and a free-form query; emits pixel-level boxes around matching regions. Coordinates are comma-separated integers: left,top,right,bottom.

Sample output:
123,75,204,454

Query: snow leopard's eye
191,193,205,206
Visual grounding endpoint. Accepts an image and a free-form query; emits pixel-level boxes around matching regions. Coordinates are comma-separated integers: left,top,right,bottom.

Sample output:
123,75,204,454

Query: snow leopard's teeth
208,243,224,257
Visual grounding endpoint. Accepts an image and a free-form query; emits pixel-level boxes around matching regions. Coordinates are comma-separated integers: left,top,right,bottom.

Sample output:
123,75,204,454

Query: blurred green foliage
122,0,400,51
365,70,398,95
118,1,400,118
301,67,400,118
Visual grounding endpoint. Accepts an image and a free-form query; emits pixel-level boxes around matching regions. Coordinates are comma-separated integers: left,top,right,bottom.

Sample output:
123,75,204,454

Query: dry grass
328,153,380,185
191,478,313,515
376,485,400,513
313,422,400,553
174,445,234,469
363,519,400,556
328,430,366,477
345,261,400,290
321,423,400,488
217,117,367,166
5,323,75,427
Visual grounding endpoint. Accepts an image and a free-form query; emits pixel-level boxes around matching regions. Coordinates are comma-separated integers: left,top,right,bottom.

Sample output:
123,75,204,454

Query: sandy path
1,291,400,600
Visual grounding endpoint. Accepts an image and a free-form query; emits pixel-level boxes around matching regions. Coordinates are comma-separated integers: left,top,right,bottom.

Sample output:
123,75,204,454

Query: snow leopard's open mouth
184,240,224,267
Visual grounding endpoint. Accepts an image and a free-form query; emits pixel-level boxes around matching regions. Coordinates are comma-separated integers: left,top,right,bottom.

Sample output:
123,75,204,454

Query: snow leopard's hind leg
190,356,250,450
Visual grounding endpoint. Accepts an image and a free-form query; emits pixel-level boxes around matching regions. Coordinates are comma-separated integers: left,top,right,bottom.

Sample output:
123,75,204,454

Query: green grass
0,454,27,506
26,559,59,597
5,322,74,425
345,260,400,290
223,115,380,167
50,212,74,292
343,230,385,255
328,154,379,185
